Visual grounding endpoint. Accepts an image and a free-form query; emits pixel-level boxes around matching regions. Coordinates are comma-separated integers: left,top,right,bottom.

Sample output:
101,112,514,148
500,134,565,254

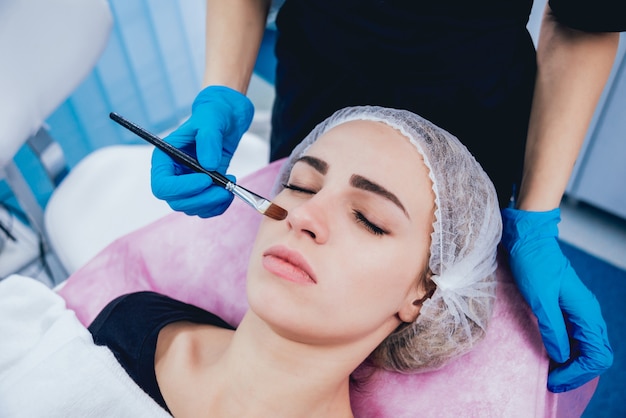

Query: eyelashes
282,183,315,195
352,210,386,236
282,183,387,236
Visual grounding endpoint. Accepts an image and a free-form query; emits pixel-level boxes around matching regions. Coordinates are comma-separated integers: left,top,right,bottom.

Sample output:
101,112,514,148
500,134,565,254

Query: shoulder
88,291,234,365
87,291,234,410
154,309,236,414
89,291,234,338
88,291,233,367
155,320,234,377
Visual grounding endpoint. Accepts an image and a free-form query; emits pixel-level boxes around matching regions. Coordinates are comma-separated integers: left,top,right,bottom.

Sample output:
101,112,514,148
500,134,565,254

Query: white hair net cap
273,106,502,372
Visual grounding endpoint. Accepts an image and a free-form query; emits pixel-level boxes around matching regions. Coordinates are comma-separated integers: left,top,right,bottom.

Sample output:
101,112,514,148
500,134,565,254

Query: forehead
304,119,420,166
298,119,435,216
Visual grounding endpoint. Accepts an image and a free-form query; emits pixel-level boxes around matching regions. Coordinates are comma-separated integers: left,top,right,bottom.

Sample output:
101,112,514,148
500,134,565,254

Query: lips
262,245,317,285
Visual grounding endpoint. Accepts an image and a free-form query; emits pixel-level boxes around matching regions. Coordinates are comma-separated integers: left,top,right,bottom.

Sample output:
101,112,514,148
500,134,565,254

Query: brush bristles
263,203,288,221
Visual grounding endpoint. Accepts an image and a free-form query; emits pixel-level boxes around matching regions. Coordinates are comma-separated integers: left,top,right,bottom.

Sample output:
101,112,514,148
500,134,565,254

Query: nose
286,195,329,244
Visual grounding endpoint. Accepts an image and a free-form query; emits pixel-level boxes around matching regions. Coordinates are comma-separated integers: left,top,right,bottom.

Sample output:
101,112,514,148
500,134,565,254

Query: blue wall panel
42,0,209,173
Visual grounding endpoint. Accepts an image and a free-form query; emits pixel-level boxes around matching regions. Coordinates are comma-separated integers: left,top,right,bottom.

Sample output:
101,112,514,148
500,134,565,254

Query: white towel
0,275,171,417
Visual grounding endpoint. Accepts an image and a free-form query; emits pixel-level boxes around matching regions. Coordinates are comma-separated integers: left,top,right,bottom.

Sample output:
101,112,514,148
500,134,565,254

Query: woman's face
247,120,435,347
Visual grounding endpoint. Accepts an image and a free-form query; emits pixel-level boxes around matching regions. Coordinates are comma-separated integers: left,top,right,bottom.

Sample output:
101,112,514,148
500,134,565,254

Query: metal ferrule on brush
226,182,272,213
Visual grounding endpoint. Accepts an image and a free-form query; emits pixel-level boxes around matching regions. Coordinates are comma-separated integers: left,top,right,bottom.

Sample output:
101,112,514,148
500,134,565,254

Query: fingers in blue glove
150,85,254,217
501,207,613,393
546,270,613,393
193,86,254,172
154,171,235,218
502,208,572,362
169,187,235,218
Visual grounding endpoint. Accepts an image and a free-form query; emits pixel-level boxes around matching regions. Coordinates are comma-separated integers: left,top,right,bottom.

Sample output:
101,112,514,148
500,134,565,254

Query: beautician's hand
501,208,613,393
151,85,254,217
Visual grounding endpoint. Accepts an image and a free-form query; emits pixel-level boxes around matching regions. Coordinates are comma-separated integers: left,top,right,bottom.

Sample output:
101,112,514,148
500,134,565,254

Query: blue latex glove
151,85,254,218
501,208,613,392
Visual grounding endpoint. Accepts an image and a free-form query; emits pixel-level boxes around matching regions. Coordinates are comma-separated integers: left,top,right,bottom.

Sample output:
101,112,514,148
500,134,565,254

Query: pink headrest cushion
58,160,597,417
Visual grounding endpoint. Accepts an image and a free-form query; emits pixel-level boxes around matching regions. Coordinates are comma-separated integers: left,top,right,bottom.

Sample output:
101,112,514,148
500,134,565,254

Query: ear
398,296,423,323
398,273,435,323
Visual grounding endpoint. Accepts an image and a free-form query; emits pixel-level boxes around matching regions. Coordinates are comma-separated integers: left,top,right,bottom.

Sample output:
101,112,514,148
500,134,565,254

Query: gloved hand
151,85,254,218
501,207,613,392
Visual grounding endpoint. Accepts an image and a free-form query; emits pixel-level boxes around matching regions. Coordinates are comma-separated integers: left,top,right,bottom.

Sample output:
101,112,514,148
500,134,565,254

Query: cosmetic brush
109,112,287,221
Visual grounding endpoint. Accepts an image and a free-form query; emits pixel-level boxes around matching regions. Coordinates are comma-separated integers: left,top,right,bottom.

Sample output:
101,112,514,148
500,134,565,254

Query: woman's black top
88,292,235,413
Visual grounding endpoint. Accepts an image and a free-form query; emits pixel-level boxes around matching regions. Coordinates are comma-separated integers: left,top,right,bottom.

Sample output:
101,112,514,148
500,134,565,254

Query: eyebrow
294,155,328,174
295,155,409,218
350,175,409,218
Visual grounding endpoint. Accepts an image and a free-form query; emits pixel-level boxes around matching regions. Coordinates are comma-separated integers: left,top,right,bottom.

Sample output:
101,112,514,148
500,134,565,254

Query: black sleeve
548,0,626,32
88,291,235,412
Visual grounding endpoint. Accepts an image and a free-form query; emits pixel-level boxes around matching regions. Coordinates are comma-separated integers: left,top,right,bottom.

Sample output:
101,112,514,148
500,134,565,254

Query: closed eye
353,210,387,236
284,183,387,236
282,183,316,195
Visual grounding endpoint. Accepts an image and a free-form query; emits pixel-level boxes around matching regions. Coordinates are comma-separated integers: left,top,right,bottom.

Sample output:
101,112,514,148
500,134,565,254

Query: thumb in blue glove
501,207,613,393
151,85,254,218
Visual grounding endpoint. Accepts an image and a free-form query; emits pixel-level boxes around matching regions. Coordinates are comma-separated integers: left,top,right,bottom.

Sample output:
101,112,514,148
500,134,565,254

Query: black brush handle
109,112,230,188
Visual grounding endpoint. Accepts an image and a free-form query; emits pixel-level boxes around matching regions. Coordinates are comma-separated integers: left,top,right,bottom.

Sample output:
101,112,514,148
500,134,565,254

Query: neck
201,311,373,418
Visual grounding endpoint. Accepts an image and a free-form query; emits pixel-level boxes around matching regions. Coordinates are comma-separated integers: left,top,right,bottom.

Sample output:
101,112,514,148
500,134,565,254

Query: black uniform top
270,0,625,207
548,0,626,32
88,292,235,413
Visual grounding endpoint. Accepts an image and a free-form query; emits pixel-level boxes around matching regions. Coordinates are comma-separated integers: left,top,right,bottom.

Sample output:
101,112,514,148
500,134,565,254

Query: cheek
346,241,425,299
245,221,279,292
352,249,415,298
